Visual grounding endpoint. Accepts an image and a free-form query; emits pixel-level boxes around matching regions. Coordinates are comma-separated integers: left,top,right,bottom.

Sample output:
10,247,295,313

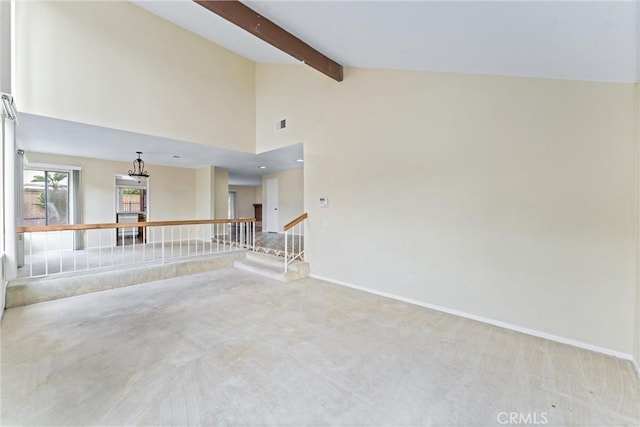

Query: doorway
265,178,278,233
115,175,148,245
228,191,237,219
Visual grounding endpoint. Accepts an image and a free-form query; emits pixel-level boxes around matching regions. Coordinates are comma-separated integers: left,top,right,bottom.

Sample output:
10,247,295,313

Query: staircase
234,251,310,282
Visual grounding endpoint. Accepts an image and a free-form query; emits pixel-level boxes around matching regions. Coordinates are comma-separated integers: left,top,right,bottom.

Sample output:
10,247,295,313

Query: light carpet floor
1,269,638,426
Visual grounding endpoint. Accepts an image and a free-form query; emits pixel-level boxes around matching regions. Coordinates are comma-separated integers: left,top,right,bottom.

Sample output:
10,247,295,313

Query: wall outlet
407,274,413,285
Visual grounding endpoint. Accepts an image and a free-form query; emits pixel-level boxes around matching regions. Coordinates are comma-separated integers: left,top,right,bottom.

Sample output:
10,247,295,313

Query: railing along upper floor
16,218,255,278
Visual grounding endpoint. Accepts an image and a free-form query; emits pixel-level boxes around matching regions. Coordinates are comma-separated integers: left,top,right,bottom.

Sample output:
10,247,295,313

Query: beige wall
262,169,304,232
214,168,229,219
25,152,196,223
255,185,263,204
230,185,258,218
256,64,639,359
195,166,229,219
15,1,255,152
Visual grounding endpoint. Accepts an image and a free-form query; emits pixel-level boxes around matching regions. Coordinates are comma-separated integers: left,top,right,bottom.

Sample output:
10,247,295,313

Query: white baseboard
311,274,639,372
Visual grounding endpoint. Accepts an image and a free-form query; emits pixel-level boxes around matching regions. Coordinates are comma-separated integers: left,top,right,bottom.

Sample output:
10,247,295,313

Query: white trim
311,274,639,368
3,115,16,279
10,0,15,97
24,161,81,171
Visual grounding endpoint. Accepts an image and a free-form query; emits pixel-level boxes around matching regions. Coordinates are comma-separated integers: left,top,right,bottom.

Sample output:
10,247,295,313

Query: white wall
0,0,11,94
0,0,7,310
1,0,14,310
636,83,640,369
14,0,255,152
256,64,639,359
262,169,304,232
0,119,6,316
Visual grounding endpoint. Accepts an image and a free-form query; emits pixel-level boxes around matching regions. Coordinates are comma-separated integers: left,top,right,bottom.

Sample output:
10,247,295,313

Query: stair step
245,251,287,268
234,252,310,282
234,260,300,282
245,251,309,275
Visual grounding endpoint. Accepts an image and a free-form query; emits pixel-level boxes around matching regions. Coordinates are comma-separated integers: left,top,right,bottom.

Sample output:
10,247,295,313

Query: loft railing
283,213,307,273
16,218,255,278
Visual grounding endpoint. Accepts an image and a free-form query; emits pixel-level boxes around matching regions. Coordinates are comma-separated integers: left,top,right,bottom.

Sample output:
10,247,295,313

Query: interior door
266,178,279,233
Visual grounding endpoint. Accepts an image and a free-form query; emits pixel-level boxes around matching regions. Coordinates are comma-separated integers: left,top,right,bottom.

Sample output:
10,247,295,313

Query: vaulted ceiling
133,0,639,83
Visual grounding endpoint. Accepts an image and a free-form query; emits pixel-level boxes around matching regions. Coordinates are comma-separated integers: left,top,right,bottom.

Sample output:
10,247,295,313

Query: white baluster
99,230,102,269
162,227,165,262
28,233,33,277
132,226,135,265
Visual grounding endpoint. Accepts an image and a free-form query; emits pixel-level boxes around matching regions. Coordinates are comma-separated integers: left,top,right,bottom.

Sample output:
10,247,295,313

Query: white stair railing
16,218,255,279
283,213,307,273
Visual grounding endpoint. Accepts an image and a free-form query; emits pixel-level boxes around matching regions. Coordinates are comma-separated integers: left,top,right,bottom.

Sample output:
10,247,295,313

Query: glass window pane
118,187,142,212
23,170,70,226
46,171,69,225
23,170,46,226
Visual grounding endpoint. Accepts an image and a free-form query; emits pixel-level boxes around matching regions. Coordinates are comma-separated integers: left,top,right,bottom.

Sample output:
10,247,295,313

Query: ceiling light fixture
129,151,149,177
258,165,267,169
172,155,181,159
296,159,304,163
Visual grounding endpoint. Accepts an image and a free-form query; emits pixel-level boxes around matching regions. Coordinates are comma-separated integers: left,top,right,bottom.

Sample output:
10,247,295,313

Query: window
23,170,70,226
115,174,148,215
117,187,146,213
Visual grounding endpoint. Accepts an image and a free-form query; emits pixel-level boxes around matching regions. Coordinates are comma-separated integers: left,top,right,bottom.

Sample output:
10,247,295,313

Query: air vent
275,119,286,131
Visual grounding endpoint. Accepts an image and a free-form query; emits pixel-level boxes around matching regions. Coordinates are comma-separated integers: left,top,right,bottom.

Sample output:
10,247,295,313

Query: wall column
213,168,229,219
195,166,229,219
0,0,12,94
2,116,17,280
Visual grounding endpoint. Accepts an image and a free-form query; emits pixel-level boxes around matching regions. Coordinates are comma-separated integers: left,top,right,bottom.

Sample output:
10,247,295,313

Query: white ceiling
130,0,298,64
135,0,639,83
17,114,303,186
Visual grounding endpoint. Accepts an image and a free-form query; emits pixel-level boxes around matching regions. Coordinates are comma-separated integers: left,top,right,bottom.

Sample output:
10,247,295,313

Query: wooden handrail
16,218,256,233
283,213,308,231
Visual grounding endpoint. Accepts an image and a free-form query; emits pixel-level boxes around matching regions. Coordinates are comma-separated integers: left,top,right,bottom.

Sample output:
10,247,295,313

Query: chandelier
128,151,149,177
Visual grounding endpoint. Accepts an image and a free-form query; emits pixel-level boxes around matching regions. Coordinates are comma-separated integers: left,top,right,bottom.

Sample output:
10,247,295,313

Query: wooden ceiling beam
194,0,343,82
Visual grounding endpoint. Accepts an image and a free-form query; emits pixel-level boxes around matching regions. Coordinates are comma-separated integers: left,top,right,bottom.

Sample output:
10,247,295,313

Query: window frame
23,164,78,226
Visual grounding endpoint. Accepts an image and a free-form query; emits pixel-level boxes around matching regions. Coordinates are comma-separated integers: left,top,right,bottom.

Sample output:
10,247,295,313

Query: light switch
318,197,328,208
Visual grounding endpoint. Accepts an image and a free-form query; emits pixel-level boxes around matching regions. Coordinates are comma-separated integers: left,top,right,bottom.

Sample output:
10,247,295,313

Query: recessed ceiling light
172,155,181,159
258,165,267,169
296,158,304,163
